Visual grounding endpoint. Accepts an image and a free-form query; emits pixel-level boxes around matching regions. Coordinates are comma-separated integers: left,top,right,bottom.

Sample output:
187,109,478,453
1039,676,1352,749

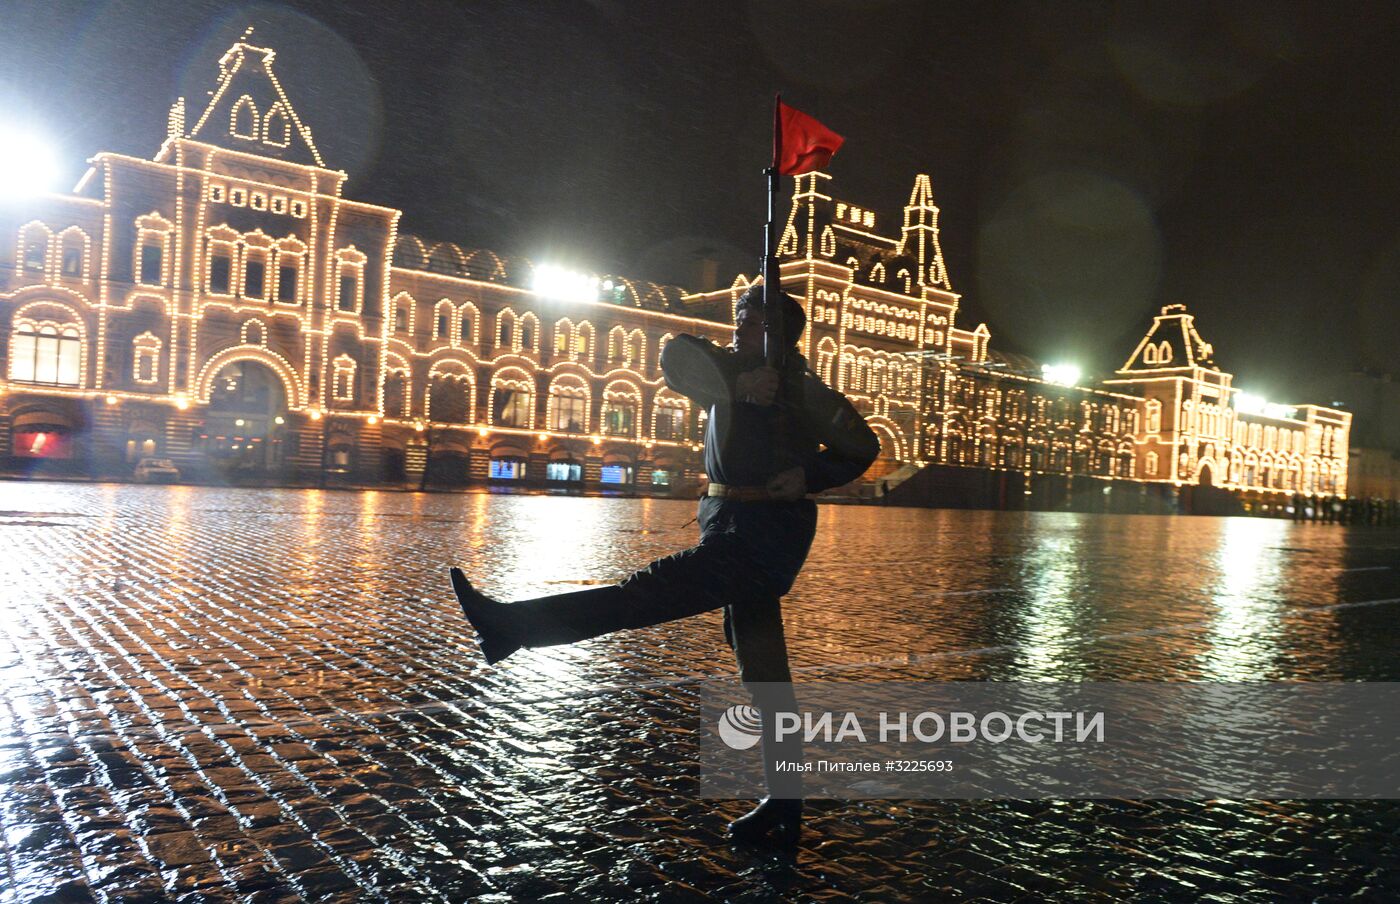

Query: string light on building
0,27,1352,507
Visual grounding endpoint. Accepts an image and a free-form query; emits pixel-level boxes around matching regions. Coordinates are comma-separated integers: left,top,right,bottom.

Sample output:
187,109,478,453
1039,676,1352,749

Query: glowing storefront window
547,460,582,482
13,428,72,459
490,458,526,480
600,464,633,485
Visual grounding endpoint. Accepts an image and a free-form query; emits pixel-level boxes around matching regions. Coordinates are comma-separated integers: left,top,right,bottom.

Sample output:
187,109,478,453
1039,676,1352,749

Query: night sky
5,0,1399,402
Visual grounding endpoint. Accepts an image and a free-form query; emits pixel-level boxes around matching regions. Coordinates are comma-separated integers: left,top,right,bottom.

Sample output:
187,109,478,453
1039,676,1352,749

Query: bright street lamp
1041,363,1082,387
0,126,60,200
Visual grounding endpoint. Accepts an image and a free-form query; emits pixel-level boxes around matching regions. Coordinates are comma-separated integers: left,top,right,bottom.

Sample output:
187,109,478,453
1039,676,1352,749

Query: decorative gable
182,28,325,167
1120,304,1217,373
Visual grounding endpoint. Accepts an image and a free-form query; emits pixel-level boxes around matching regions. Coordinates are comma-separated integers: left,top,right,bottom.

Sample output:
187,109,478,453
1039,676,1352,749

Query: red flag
775,99,844,175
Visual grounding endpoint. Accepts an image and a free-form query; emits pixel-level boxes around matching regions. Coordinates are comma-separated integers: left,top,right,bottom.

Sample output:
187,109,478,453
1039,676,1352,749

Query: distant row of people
1291,494,1400,527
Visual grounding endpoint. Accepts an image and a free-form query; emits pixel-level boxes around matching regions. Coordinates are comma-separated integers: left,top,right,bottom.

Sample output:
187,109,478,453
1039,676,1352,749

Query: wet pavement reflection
0,482,1397,901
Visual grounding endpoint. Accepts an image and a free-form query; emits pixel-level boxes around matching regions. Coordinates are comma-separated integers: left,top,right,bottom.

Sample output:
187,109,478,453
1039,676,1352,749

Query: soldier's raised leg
450,520,764,663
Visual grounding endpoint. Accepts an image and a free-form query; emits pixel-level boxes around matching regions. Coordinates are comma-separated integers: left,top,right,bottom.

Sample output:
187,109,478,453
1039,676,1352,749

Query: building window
429,373,471,423
493,381,533,427
459,307,476,344
10,321,81,386
497,310,515,349
551,393,587,433
62,247,82,278
209,253,232,295
231,96,259,139
436,308,449,338
277,264,297,302
1145,400,1161,434
332,356,356,401
244,257,266,300
263,103,290,147
139,244,163,286
334,248,366,313
655,406,685,441
133,333,160,384
384,370,409,418
651,469,671,486
22,235,47,272
338,274,356,311
1146,451,1158,476
603,400,636,437
396,304,409,333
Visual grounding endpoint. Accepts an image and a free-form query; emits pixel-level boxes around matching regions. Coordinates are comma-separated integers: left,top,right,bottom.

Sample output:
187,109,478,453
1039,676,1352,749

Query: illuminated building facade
0,33,1352,509
0,34,723,492
685,170,1352,511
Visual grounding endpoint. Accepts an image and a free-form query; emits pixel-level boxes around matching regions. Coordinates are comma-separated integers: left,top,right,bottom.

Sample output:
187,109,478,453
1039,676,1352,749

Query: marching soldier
451,285,879,846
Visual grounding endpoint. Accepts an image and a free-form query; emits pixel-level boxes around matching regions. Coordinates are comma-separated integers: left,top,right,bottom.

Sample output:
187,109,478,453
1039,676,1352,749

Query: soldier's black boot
449,568,522,665
727,797,802,847
727,700,804,847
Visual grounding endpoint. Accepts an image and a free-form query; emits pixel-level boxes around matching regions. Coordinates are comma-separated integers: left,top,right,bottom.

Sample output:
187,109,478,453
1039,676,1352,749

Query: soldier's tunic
511,333,878,797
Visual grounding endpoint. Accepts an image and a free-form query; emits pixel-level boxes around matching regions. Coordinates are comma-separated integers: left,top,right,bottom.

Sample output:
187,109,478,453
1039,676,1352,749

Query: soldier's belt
706,482,811,502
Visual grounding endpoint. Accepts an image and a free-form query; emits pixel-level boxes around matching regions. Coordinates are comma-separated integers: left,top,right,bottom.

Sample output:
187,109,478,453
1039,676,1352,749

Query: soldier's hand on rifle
735,366,780,406
766,466,807,501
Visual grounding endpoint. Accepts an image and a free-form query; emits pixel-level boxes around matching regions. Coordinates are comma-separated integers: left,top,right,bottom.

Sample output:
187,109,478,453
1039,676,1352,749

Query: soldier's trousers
509,495,819,799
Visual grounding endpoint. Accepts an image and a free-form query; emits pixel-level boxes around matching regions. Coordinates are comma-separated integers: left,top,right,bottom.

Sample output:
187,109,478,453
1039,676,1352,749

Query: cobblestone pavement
0,481,1397,902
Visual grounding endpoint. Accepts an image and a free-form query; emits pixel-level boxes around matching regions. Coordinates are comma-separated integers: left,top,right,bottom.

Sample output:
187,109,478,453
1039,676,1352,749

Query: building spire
898,174,951,292
167,97,186,139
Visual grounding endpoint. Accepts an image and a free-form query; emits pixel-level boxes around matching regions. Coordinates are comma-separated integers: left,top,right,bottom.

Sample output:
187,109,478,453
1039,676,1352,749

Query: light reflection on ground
0,482,1396,900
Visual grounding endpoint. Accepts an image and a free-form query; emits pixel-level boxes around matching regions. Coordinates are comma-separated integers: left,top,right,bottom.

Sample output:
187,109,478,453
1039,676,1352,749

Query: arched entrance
866,423,903,482
203,360,290,475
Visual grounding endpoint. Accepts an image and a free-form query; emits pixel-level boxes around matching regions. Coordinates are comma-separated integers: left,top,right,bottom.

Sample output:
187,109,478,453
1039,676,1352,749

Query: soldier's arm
798,374,880,493
660,334,736,409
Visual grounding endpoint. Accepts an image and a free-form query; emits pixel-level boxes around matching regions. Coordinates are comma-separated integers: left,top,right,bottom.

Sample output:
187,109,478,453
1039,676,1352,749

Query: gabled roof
1119,304,1217,373
183,28,325,167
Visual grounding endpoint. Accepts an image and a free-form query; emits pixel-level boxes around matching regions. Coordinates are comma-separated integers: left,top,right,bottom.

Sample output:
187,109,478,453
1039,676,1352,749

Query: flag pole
764,93,784,373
